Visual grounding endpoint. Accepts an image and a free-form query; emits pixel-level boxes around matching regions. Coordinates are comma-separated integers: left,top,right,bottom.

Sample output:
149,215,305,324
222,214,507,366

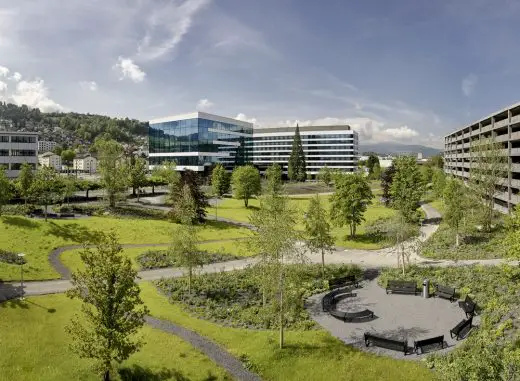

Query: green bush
2,204,36,216
155,264,362,330
137,249,241,270
0,249,26,265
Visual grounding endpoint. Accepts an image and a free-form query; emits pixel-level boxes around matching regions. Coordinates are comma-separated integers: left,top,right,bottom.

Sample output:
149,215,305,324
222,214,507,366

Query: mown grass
0,294,232,381
60,239,254,273
208,195,397,250
141,282,434,381
0,216,251,281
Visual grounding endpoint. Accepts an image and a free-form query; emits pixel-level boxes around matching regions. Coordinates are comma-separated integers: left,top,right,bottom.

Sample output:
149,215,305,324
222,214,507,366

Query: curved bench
321,289,374,323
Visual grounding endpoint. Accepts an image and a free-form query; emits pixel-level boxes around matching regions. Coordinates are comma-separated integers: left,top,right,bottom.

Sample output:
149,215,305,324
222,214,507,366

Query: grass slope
0,216,251,281
141,282,433,381
0,294,232,381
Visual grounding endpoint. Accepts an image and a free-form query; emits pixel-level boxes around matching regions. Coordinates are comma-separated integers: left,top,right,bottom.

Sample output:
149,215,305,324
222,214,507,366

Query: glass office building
148,112,253,171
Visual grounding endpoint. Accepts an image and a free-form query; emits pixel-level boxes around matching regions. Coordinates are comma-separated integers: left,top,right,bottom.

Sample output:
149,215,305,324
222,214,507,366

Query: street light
18,253,25,300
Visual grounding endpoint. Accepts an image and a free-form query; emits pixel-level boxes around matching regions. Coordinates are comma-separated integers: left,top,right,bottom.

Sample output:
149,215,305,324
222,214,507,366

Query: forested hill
0,102,148,147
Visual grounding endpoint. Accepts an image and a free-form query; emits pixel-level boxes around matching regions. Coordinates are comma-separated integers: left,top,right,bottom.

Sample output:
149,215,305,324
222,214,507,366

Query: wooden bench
329,275,359,289
344,309,374,322
434,284,456,302
413,335,445,354
458,295,476,318
364,332,408,355
450,317,473,340
386,280,418,295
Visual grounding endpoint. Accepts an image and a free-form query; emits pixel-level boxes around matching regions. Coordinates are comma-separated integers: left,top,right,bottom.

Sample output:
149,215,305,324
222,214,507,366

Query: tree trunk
152,185,155,195
244,198,249,208
86,189,89,200
132,186,136,196
401,244,406,276
188,266,192,296
103,369,110,381
44,204,48,222
455,232,459,247
321,248,325,279
279,266,284,349
136,188,140,202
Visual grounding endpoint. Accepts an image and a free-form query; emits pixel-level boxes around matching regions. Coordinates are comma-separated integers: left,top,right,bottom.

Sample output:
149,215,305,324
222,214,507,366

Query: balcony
511,115,520,125
511,179,520,189
511,131,520,141
481,125,492,133
511,194,520,204
495,191,509,202
495,119,508,129
511,148,520,156
512,163,520,172
496,134,509,142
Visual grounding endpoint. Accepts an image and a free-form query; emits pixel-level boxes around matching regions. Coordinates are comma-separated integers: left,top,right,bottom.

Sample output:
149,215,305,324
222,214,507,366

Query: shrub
137,249,241,270
2,204,37,216
0,249,26,265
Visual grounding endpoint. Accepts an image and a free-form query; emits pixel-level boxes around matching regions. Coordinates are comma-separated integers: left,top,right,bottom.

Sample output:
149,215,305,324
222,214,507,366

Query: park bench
322,293,335,312
458,295,476,318
329,275,359,289
385,280,418,295
434,284,456,302
364,332,408,355
450,317,473,340
413,335,445,354
344,309,374,322
59,213,75,218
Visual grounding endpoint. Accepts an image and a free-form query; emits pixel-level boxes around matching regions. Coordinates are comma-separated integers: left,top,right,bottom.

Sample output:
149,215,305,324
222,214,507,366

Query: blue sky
1,0,520,147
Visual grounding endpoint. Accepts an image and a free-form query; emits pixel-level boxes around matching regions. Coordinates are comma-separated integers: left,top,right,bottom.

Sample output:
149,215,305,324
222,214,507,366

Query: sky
1,0,520,148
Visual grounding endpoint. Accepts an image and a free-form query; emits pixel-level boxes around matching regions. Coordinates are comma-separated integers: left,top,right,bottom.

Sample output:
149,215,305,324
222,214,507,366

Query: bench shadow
0,282,23,302
118,365,191,381
1,215,40,229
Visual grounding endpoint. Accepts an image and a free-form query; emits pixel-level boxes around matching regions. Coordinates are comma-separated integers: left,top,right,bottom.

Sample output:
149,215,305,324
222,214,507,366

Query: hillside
360,142,442,157
0,102,148,148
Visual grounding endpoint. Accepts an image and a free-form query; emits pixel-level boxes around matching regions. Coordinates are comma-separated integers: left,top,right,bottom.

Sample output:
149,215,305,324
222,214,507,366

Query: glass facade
149,116,253,170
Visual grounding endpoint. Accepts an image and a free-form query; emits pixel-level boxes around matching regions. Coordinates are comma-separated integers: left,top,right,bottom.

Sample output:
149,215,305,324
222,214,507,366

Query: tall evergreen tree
288,124,306,182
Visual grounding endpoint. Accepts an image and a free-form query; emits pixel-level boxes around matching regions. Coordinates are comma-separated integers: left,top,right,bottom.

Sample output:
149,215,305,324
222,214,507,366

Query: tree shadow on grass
1,216,40,229
118,365,219,381
45,222,104,243
204,220,250,230
0,281,23,302
0,294,56,313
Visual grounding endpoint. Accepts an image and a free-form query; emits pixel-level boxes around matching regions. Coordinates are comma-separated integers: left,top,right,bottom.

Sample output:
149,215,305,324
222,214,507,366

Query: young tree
329,173,373,238
248,193,303,348
17,162,34,205
366,154,381,179
62,176,78,206
231,165,261,207
386,214,420,275
390,156,425,223
29,166,62,221
61,149,76,174
304,194,334,277
95,139,128,207
444,178,466,246
0,167,12,215
128,157,147,202
180,170,208,223
66,233,148,381
380,163,396,206
211,163,230,198
469,137,508,232
265,163,283,196
318,165,332,187
287,124,306,182
432,168,447,199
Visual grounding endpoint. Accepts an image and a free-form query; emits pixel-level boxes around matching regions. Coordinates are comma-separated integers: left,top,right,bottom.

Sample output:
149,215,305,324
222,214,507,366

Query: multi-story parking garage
444,101,520,213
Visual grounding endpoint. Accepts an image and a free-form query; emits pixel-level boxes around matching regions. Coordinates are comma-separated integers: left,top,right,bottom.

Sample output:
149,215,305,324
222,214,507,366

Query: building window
0,150,8,156
0,136,9,143
11,150,36,156
11,136,36,143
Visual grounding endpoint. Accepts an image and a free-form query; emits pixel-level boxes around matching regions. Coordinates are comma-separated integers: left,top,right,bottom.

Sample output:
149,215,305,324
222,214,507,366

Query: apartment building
38,140,57,153
0,131,38,178
251,125,358,176
444,101,520,213
73,154,97,174
38,152,62,171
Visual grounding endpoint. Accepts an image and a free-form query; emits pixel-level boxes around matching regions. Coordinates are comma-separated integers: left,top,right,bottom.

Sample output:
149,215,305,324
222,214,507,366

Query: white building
38,152,62,171
0,131,38,178
250,125,358,176
73,154,97,174
38,140,57,153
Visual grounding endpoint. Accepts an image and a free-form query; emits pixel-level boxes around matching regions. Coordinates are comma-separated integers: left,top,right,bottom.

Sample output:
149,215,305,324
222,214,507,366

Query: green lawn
209,195,397,250
141,283,433,381
428,199,445,215
0,216,251,281
0,294,232,381
60,239,254,273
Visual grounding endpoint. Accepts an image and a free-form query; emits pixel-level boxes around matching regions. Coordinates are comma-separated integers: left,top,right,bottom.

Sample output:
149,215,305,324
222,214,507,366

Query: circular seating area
322,279,375,323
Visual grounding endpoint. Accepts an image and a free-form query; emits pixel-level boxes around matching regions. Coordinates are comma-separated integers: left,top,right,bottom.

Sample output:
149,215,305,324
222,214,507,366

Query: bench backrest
414,335,444,347
346,309,372,319
364,333,406,351
387,280,416,289
436,285,455,295
452,317,473,333
464,295,476,307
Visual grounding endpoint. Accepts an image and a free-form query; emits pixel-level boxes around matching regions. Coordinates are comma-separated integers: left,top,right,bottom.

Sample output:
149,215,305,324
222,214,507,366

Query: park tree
128,157,147,202
432,168,447,199
66,232,148,381
380,163,396,206
211,163,230,198
231,165,261,207
95,139,128,207
180,170,208,223
366,154,381,179
390,156,425,223
0,167,12,215
16,162,34,205
29,166,62,221
304,194,334,278
288,124,306,182
387,215,420,275
61,149,76,174
469,137,508,232
77,179,102,200
330,173,373,238
248,193,303,348
318,165,332,187
62,176,78,206
444,178,466,246
265,163,283,196
427,154,444,169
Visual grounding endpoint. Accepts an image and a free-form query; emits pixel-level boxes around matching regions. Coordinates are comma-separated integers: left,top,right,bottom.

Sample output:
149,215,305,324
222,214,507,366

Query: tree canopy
390,156,425,223
231,165,261,207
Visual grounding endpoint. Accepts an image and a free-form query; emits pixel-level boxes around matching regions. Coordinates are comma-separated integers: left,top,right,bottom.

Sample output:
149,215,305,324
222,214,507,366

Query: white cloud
113,57,146,83
9,71,21,82
196,98,214,110
0,65,9,77
235,113,257,125
11,79,63,112
79,81,98,91
382,125,418,139
137,0,210,61
462,74,477,97
0,80,7,92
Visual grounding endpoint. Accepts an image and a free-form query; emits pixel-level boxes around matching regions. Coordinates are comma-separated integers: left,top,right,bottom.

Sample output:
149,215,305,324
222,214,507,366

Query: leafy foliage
95,138,128,207
265,163,283,196
288,125,306,182
0,167,12,215
390,156,424,223
443,177,466,246
318,166,332,187
16,162,34,204
431,168,446,199
29,166,62,220
231,165,261,207
136,249,240,270
211,163,230,197
304,194,334,276
170,224,205,295
380,163,396,206
128,157,147,201
366,154,381,180
0,249,26,265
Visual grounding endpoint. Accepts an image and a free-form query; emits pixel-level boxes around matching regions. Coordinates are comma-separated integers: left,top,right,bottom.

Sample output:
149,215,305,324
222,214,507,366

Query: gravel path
145,316,262,381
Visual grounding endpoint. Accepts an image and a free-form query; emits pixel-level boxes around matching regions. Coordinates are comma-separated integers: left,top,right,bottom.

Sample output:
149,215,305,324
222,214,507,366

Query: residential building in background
148,112,253,172
73,154,97,174
444,101,520,213
251,125,359,176
38,140,57,153
0,131,38,178
38,152,62,171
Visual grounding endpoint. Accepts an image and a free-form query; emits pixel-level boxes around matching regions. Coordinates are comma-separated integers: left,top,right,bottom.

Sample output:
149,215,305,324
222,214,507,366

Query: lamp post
18,253,25,300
